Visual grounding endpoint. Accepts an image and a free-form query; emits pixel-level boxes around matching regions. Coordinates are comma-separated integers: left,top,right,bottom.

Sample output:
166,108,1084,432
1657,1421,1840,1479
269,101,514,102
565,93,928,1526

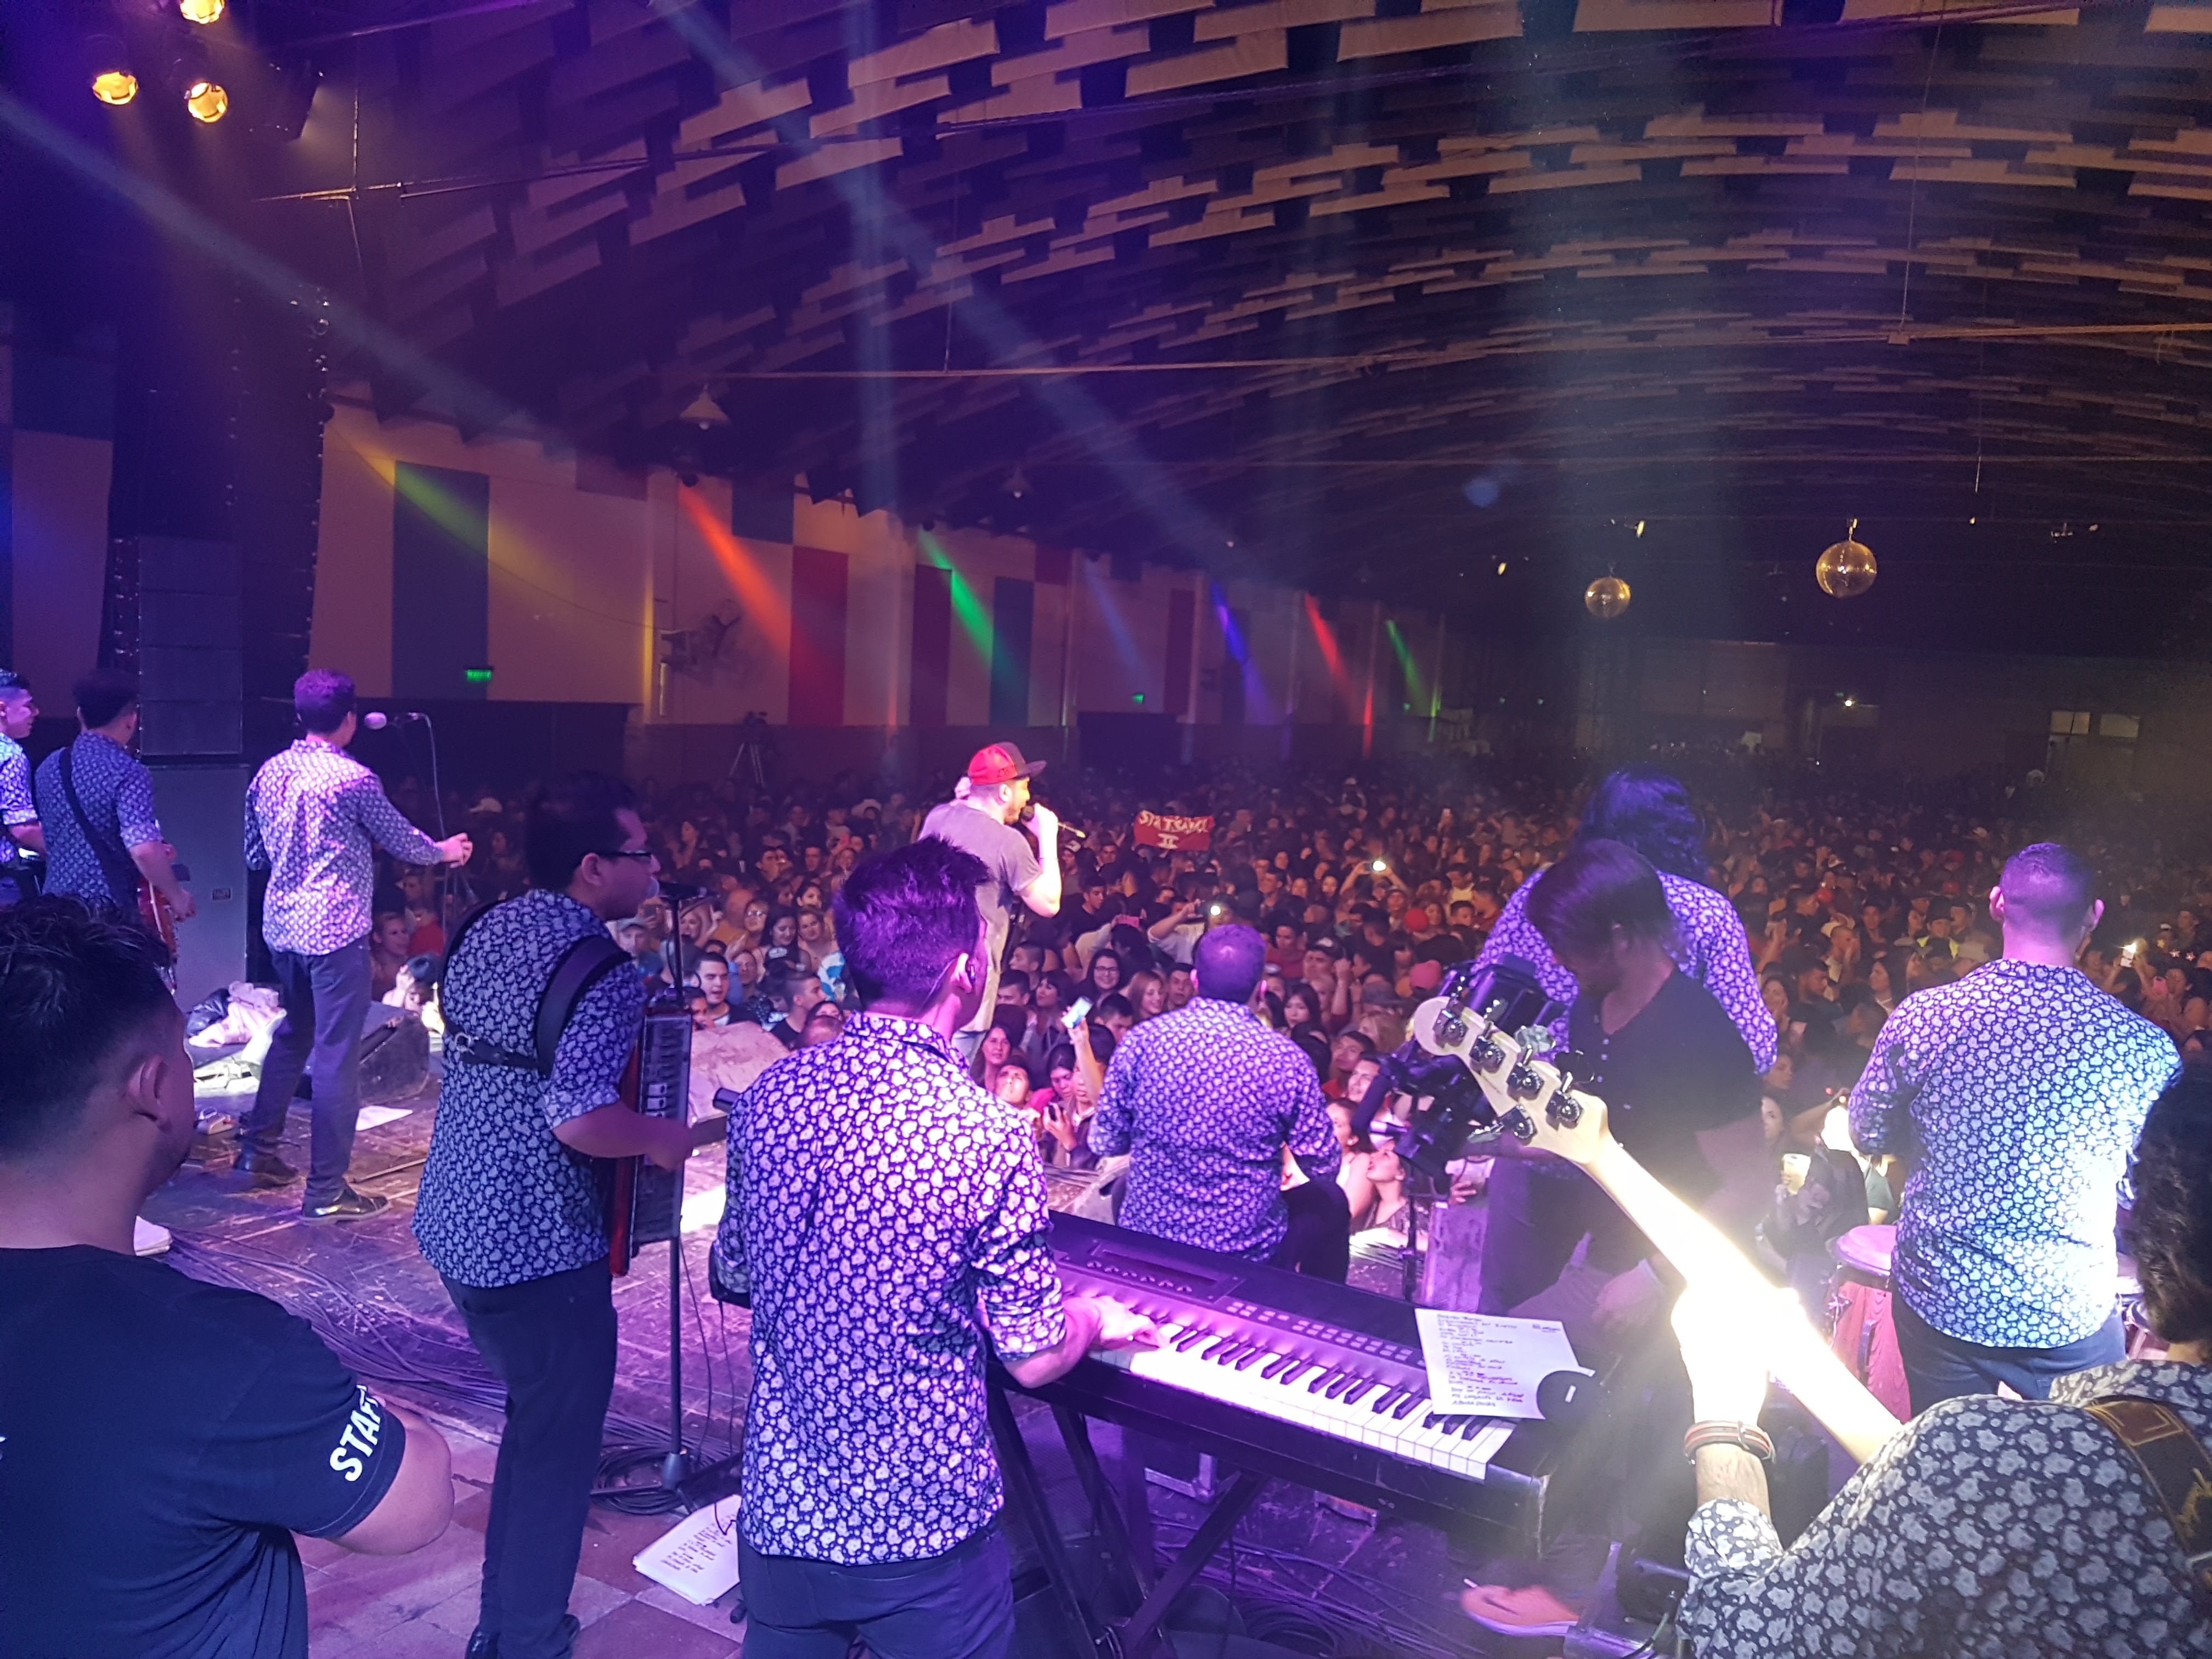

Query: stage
148,1076,1505,1659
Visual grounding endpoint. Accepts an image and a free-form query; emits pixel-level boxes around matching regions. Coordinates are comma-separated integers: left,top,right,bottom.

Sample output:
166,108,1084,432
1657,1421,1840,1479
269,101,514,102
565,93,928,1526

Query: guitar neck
1581,1138,1901,1464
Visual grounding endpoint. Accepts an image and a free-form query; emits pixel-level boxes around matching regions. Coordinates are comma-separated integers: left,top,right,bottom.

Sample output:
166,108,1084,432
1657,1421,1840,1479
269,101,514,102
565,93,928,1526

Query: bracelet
1683,1421,1775,1463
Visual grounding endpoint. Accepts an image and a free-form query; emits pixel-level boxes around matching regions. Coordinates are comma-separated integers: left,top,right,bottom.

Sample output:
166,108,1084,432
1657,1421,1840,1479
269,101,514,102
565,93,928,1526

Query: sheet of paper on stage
634,1495,743,1606
1414,1308,1585,1418
356,1106,413,1131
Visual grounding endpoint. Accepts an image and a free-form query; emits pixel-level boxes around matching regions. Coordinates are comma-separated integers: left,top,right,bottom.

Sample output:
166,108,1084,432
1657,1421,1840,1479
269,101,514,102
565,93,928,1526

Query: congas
1830,1228,2163,1413
1827,1224,1910,1421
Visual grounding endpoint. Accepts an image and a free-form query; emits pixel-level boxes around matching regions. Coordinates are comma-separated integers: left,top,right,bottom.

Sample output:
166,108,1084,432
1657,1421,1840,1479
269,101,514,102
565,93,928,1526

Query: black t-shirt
1566,967,1760,1204
0,1247,407,1658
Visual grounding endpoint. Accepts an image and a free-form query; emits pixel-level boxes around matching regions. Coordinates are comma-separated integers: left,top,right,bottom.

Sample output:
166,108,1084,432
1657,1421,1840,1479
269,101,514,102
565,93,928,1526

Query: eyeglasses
596,848,655,861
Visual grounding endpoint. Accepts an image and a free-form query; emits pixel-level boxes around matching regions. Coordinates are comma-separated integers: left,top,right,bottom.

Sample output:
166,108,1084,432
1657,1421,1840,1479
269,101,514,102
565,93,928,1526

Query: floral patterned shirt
32,733,161,913
1477,867,1777,1073
1683,1360,2212,1658
0,732,33,872
245,740,442,955
1088,996,1339,1260
413,889,642,1289
714,1011,1066,1564
1849,959,2179,1348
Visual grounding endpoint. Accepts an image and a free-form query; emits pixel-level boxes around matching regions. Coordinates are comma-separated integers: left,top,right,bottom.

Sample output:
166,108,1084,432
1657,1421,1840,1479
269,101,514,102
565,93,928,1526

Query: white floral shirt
1683,1360,2212,1657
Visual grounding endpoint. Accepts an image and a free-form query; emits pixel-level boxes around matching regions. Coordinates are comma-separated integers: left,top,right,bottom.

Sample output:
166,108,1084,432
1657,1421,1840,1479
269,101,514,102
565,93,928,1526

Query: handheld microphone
1019,803,1086,843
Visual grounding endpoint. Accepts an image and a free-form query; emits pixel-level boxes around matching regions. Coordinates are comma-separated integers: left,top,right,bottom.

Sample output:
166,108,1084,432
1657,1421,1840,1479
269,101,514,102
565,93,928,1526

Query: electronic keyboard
1009,1213,1558,1541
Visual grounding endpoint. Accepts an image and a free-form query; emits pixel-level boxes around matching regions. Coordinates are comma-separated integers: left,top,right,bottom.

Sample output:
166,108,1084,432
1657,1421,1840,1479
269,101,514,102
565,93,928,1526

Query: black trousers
1893,1295,2126,1415
1269,1176,1352,1283
1477,1156,1644,1316
441,1259,618,1659
738,1520,1014,1659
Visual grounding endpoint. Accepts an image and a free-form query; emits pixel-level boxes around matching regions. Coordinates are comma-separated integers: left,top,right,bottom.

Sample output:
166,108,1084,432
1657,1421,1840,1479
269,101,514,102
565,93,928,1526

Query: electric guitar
1409,994,1904,1465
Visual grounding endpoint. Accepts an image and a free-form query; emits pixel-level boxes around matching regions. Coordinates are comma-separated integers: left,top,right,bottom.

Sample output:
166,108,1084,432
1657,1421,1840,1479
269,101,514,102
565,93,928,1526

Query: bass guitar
1408,988,1903,1465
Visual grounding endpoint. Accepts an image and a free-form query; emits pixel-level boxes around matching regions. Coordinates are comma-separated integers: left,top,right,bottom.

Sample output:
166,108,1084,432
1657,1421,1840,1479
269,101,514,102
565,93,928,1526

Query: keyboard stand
989,1381,1269,1659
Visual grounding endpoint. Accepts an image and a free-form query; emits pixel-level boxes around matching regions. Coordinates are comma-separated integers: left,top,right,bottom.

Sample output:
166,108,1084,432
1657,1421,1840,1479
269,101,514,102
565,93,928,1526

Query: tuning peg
1471,1034,1504,1072
1435,1008,1469,1050
1506,1060,1544,1101
1547,1094,1583,1130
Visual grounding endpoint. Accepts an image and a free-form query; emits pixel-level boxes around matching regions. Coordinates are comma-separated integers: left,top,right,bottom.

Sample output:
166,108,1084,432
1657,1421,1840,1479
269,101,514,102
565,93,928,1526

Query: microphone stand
401,711,476,935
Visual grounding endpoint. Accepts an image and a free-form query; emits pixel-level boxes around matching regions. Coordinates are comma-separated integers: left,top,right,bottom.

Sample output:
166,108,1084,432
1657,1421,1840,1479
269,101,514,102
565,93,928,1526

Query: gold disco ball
1816,521,1877,598
1584,574,1632,619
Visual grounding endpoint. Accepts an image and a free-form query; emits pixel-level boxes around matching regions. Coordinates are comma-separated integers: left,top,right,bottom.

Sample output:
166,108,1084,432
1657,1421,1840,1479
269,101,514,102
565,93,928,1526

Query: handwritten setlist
1414,1308,1587,1419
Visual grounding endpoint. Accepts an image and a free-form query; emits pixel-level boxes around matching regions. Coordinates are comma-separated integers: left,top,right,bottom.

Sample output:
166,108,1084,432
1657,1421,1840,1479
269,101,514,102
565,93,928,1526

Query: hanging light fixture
1584,574,1631,620
86,35,137,105
179,0,225,22
1815,519,1877,598
184,78,229,122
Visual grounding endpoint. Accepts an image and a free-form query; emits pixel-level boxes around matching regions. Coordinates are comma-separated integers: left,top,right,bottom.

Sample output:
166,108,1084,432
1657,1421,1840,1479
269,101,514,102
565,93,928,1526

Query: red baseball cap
967,742,1046,786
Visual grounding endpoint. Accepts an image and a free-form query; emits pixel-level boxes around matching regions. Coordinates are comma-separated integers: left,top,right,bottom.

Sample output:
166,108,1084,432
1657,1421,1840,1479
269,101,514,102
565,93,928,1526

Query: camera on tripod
1350,956,1562,1179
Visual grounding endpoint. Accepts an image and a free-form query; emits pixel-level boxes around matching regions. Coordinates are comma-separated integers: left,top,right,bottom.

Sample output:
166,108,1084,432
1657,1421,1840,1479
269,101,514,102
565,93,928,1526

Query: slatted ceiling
2149,3,2212,30
308,1,2212,595
1339,3,1521,56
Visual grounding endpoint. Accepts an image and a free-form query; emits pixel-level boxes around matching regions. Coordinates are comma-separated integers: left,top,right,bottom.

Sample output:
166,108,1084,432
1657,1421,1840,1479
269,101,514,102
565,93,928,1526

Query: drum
1829,1227,2163,1413
1827,1224,1911,1421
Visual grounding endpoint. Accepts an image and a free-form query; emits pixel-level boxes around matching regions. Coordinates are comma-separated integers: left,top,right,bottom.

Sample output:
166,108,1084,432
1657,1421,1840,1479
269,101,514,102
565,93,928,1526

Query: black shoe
240,1153,301,1189
465,1614,579,1659
302,1186,388,1222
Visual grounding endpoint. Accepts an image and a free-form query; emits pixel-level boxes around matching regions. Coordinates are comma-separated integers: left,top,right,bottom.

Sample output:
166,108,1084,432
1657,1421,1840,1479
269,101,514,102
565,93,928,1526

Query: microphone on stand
360,711,427,730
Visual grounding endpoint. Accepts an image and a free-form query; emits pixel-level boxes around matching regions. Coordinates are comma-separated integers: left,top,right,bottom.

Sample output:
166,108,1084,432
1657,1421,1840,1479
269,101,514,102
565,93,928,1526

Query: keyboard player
1088,924,1350,1279
714,838,1155,1659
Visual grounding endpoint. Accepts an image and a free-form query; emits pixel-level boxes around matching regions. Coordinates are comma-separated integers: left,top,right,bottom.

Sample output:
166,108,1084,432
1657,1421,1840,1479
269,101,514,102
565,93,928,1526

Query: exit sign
464,666,494,685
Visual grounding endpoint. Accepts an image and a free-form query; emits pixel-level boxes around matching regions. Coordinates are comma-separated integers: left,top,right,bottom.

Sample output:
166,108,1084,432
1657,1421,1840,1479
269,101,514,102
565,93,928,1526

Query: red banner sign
1135,810,1213,851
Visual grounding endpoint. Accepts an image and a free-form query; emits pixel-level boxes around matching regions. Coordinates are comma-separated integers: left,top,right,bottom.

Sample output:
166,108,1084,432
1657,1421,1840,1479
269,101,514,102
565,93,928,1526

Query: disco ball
1584,574,1632,619
1816,526,1877,598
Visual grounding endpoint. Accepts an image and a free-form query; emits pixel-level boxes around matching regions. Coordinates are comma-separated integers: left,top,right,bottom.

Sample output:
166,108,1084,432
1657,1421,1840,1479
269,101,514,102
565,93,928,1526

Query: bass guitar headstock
1408,995,1612,1167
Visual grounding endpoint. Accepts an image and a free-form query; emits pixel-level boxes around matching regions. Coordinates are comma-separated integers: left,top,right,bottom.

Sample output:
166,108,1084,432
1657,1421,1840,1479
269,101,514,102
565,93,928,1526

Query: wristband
1683,1421,1775,1463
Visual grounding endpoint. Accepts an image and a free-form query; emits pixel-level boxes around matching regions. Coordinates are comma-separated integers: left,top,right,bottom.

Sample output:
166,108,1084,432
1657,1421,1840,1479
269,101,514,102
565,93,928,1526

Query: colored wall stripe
911,564,951,728
788,545,848,726
392,462,490,700
990,577,1034,727
1164,586,1194,718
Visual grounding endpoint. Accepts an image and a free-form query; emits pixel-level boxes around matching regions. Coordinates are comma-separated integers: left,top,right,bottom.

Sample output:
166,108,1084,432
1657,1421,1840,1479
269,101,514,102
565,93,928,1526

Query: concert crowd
376,754,2212,1103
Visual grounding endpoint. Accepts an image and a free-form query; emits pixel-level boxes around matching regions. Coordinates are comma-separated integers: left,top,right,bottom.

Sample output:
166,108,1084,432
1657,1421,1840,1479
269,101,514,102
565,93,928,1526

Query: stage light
1584,574,1632,620
185,78,229,122
179,0,225,22
87,35,137,104
1816,520,1877,598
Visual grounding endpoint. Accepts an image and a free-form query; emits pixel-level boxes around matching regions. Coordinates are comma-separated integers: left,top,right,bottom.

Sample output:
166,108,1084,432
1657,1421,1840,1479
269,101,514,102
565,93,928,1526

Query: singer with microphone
920,743,1063,1062
238,672,471,1221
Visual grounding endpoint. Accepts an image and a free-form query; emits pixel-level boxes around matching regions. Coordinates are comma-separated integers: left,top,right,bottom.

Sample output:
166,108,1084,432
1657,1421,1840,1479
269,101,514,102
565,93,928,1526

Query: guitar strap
2081,1395,2212,1618
441,898,632,1077
56,743,145,913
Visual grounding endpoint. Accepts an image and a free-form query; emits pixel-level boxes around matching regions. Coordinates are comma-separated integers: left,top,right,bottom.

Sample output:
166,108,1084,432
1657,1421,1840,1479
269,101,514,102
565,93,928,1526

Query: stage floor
150,1084,1510,1658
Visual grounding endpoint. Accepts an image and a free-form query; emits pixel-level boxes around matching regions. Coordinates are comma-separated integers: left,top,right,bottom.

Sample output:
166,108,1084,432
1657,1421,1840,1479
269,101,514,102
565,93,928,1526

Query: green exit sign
1132,692,1145,704
464,667,494,685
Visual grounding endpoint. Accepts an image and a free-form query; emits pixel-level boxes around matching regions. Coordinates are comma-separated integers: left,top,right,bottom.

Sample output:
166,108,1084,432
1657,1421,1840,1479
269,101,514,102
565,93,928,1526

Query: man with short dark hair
238,670,472,1219
0,899,454,1656
716,838,1154,1658
1851,840,2180,1410
415,772,693,1659
32,668,193,930
0,668,43,907
1090,923,1346,1277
